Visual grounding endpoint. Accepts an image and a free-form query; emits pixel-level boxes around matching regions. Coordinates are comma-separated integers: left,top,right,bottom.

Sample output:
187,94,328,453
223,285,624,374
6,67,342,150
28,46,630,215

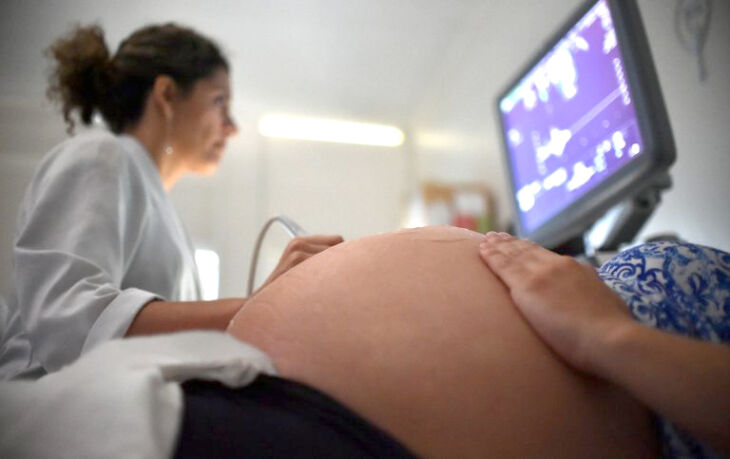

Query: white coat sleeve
14,141,160,372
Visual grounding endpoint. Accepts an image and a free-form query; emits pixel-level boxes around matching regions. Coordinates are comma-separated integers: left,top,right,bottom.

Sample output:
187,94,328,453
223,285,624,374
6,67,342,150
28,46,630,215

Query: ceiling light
258,114,404,147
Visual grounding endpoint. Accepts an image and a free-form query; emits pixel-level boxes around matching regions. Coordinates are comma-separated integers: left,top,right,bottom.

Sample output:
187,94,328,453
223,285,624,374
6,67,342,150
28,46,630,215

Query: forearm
592,321,730,453
126,298,246,336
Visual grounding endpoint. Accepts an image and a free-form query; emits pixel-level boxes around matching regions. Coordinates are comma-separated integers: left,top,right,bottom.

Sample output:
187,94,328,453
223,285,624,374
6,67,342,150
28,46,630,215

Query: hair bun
46,24,111,133
46,22,228,134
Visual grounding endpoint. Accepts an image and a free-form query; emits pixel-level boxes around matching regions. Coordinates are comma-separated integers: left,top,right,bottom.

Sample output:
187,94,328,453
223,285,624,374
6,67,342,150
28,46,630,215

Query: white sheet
0,331,277,459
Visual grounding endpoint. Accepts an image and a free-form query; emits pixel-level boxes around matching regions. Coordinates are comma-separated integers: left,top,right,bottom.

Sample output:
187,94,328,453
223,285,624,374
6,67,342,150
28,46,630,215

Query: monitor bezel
496,0,675,248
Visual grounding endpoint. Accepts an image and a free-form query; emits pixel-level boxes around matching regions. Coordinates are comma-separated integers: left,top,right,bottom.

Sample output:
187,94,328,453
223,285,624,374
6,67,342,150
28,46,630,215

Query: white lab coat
0,130,201,379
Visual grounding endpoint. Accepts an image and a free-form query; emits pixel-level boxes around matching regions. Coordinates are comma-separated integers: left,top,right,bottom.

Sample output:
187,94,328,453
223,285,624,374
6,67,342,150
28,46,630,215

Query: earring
164,112,174,156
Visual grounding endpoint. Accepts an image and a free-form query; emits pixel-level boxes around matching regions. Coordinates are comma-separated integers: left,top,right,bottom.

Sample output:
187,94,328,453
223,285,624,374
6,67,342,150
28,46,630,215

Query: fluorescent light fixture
195,249,220,301
258,114,404,147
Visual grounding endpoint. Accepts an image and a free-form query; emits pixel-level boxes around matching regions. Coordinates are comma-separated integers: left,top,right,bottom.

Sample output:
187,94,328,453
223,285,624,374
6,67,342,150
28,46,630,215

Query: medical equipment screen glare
499,0,643,234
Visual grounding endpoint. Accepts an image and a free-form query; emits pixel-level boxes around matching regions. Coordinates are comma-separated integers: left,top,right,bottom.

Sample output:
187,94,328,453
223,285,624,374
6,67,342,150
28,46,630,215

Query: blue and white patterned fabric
598,241,730,459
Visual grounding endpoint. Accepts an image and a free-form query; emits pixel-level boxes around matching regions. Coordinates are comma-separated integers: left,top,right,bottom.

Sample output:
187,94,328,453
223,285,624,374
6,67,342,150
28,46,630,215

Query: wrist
224,297,247,331
585,317,643,380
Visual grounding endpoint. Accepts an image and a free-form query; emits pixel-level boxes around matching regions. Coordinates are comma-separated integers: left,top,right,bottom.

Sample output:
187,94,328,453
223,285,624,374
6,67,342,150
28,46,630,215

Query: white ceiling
0,0,490,126
0,0,590,130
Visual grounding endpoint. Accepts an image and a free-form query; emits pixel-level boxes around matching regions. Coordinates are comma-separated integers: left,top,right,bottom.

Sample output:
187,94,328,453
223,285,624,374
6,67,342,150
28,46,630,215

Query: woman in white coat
0,24,342,379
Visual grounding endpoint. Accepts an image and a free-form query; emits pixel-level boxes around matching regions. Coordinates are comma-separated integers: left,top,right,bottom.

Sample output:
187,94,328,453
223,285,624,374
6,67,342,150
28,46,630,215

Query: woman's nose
224,113,238,136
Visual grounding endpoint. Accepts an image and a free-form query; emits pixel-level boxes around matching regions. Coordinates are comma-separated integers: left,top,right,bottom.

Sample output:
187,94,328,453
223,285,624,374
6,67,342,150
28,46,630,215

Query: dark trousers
174,374,417,459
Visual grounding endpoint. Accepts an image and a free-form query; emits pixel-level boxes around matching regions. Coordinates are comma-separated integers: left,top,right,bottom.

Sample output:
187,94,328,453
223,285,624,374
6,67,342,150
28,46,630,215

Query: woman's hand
478,232,634,374
260,234,344,290
480,233,730,453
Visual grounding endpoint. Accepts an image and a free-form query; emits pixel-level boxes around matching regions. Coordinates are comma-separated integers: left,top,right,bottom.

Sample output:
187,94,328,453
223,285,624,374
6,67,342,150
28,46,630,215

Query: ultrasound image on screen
499,0,644,233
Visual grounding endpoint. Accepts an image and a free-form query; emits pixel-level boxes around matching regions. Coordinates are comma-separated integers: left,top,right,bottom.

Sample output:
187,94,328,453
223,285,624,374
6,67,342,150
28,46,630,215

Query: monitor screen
497,0,674,249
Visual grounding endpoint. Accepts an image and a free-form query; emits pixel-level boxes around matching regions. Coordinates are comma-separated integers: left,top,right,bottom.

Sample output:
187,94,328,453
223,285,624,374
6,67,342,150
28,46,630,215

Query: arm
126,234,344,336
596,320,730,453
479,232,730,454
125,298,245,336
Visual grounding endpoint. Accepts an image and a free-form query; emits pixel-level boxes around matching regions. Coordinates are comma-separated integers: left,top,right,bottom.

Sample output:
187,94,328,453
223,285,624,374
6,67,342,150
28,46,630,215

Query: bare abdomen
228,226,656,457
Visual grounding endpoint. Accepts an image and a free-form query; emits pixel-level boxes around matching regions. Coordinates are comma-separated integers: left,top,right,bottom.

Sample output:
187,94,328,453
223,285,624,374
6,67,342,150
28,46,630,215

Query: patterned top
598,241,730,458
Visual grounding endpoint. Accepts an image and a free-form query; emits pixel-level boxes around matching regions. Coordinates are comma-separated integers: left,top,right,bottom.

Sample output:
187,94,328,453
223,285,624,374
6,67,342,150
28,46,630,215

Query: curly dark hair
45,23,229,134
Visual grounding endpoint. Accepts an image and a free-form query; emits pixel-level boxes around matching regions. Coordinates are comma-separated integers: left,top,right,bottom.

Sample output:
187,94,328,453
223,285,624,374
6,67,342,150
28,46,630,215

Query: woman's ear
150,75,177,121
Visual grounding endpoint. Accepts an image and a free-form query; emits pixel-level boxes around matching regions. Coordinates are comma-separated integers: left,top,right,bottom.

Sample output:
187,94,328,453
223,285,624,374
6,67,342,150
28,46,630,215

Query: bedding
0,331,275,459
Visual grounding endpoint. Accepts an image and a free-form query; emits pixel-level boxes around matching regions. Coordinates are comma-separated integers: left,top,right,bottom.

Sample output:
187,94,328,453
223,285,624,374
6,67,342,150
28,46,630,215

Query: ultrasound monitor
497,0,675,252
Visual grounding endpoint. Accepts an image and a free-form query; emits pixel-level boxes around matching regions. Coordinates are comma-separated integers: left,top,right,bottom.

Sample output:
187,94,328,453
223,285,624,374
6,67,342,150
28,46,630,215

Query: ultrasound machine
497,0,676,261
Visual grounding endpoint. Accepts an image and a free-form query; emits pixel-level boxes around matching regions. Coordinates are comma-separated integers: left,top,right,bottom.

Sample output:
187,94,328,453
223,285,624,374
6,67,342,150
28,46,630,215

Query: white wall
635,0,730,250
169,118,407,298
409,0,730,251
1,0,728,300
247,137,407,292
167,116,265,299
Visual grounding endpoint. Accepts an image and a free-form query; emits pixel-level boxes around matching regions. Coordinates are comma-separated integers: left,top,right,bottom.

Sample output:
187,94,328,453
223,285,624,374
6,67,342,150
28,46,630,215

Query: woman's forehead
197,69,231,94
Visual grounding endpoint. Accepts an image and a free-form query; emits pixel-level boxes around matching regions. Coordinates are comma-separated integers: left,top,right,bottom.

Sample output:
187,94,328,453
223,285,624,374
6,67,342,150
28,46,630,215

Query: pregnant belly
228,226,656,457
